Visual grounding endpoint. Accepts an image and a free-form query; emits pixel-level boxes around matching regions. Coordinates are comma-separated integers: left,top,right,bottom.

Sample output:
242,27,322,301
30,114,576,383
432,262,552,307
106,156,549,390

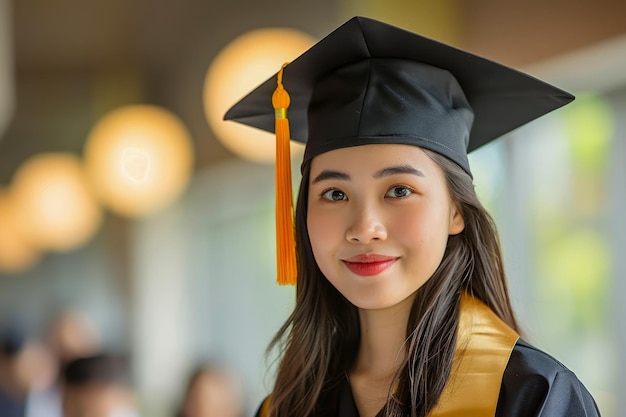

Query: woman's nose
345,205,388,244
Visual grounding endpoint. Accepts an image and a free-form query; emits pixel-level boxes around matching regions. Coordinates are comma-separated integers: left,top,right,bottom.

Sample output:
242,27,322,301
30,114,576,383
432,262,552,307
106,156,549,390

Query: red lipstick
342,254,397,277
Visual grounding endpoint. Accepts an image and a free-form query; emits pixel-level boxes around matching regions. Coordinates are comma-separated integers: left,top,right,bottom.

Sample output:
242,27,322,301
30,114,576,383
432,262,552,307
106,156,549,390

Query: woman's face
307,144,464,311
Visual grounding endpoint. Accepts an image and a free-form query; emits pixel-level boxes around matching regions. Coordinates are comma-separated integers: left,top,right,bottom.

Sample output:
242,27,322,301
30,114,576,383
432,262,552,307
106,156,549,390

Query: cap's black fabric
224,16,574,174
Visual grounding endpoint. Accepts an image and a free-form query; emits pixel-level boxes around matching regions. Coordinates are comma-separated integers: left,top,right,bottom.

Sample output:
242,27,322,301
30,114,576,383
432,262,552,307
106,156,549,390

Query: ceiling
1,0,343,184
2,0,625,185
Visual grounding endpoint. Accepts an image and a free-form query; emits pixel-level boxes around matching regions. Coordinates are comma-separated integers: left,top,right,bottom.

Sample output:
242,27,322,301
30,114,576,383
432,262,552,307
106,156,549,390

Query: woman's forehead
309,144,438,175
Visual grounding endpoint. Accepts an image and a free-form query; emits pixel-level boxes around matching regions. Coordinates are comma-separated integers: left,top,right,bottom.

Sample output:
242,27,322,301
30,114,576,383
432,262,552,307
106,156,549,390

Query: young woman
224,16,601,417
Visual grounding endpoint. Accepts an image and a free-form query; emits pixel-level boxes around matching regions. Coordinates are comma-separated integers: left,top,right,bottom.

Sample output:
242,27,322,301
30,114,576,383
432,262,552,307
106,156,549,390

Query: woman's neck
349,294,416,417
353,294,415,376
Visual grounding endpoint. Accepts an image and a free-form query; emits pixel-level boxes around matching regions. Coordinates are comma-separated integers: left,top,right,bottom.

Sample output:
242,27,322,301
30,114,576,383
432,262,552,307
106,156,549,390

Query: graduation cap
224,16,574,285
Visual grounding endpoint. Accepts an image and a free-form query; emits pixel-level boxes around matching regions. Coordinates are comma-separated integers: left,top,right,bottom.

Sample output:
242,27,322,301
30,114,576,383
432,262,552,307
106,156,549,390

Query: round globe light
11,153,103,252
84,105,194,217
0,189,40,273
204,28,314,163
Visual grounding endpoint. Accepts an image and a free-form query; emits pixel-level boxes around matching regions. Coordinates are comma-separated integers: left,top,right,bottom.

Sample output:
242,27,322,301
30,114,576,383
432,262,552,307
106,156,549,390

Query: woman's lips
342,254,398,277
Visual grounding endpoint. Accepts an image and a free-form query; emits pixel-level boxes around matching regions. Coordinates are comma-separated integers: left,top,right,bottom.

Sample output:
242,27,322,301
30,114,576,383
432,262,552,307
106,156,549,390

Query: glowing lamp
0,189,40,273
11,153,102,252
204,28,314,163
83,105,194,217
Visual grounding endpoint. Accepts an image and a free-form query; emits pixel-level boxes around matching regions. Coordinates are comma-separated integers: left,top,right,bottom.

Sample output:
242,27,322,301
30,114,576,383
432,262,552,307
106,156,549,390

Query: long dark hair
266,149,520,417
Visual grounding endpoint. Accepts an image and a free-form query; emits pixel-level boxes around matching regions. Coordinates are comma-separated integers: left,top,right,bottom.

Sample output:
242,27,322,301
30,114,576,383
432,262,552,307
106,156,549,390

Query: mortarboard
223,16,574,285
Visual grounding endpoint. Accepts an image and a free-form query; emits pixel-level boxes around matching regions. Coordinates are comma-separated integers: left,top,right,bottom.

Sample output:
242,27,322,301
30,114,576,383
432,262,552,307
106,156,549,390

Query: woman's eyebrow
312,169,350,184
374,165,425,178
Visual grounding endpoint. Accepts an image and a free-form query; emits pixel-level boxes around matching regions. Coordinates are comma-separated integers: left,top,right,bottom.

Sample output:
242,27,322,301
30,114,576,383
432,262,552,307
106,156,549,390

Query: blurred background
0,0,625,416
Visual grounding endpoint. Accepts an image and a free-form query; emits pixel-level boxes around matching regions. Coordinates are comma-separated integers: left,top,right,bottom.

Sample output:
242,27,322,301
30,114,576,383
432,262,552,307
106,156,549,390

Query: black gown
254,296,601,417
306,339,601,417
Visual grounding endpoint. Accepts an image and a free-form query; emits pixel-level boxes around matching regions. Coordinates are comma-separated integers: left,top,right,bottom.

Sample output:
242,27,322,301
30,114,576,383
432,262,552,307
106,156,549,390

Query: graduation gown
255,294,600,417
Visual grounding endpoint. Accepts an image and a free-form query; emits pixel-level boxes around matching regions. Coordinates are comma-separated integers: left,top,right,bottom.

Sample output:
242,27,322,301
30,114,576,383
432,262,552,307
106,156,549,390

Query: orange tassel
272,63,297,285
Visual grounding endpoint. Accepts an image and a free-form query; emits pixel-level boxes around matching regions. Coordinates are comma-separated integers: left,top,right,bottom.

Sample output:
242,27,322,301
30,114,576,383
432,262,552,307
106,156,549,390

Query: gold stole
259,293,519,417
429,293,519,417
260,398,270,417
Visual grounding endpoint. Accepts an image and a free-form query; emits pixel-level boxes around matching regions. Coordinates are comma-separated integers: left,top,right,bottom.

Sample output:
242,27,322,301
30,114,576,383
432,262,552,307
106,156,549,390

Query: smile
342,254,398,277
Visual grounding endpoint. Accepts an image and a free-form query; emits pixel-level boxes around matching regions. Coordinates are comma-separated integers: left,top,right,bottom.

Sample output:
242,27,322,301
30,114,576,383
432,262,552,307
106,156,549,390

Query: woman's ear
449,203,465,235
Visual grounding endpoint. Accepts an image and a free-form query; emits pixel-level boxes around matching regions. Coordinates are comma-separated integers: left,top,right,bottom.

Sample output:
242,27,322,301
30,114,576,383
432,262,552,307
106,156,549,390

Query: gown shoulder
497,339,601,417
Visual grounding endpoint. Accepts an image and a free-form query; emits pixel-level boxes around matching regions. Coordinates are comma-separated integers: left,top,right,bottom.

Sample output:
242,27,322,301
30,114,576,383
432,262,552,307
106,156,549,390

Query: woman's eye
321,189,347,201
386,186,413,198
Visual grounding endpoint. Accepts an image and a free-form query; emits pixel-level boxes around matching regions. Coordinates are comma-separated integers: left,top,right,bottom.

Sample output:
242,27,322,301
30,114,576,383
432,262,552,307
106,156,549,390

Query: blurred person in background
22,307,103,417
176,364,243,417
46,308,101,367
0,324,28,417
10,308,100,417
61,353,139,417
18,339,60,417
0,320,64,417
